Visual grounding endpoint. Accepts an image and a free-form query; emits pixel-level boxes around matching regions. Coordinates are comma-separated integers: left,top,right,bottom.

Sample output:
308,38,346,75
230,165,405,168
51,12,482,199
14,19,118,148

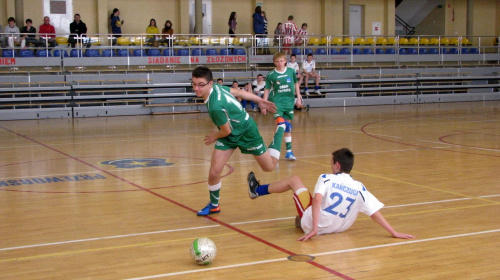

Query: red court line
0,125,354,280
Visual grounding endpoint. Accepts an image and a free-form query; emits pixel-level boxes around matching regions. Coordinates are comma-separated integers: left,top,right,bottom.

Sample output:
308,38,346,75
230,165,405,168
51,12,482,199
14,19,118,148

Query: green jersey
264,67,297,110
206,83,253,143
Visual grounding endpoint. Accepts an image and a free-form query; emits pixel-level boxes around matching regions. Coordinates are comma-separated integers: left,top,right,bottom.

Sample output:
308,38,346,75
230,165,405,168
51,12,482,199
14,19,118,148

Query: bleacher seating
86,49,100,57
132,49,147,57
233,48,246,55
191,48,205,56
102,49,114,57
2,49,16,57
363,48,374,55
375,48,385,54
206,48,218,56
177,49,189,56
352,48,361,55
315,48,326,55
70,49,83,57
162,49,173,56
117,49,129,57
19,49,35,57
329,48,339,55
36,49,51,57
339,48,350,55
220,49,232,55
54,49,69,57
385,48,395,54
148,49,161,56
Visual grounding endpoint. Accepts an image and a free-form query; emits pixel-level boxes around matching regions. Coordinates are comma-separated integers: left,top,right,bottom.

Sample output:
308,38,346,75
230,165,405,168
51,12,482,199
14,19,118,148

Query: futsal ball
190,237,217,265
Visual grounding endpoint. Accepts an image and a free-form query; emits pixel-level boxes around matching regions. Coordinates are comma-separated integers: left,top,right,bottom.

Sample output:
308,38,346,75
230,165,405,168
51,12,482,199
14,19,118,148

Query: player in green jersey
262,51,302,160
192,66,288,216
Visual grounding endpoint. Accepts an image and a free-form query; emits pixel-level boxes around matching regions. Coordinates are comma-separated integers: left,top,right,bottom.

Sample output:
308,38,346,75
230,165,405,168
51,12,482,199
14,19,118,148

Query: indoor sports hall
1,0,499,279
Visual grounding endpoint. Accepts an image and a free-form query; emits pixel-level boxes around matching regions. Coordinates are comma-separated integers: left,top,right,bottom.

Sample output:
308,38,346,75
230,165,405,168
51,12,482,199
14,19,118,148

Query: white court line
1,194,497,252
126,229,500,280
0,225,220,252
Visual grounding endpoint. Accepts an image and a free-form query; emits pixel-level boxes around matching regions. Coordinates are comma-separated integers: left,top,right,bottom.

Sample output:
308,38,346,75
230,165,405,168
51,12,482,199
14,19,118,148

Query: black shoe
247,171,260,199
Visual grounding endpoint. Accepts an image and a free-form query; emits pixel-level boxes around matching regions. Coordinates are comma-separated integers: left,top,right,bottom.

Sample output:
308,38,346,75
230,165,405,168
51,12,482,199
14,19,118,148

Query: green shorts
273,107,294,121
214,123,267,156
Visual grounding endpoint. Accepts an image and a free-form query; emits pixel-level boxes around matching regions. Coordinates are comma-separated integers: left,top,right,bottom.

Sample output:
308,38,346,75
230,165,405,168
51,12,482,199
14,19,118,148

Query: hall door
349,5,364,36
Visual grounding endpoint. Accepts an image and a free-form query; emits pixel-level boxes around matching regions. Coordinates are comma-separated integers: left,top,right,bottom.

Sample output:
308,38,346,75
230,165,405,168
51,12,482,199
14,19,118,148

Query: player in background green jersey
262,51,302,160
192,66,287,216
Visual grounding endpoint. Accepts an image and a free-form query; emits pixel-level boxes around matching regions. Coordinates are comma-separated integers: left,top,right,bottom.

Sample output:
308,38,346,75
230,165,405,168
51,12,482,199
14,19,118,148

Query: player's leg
304,73,311,95
281,111,295,161
313,73,321,94
197,148,234,216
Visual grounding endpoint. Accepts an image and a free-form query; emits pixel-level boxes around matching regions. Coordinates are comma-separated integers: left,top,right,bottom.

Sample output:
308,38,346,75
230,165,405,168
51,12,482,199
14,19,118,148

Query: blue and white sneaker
285,151,296,161
197,202,220,216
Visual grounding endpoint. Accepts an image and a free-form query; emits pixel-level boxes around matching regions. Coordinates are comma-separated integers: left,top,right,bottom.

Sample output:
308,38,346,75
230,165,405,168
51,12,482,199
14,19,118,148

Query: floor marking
125,229,500,280
0,225,220,252
2,194,497,253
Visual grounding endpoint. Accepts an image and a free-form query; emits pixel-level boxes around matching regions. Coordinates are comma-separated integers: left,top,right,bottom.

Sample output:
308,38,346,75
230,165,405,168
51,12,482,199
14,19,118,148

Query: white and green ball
190,237,217,265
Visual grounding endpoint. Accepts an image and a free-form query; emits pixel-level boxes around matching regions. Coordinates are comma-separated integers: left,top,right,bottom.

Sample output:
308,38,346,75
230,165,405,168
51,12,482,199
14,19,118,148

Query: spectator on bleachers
110,8,123,44
295,23,308,46
146,18,159,47
252,6,265,54
302,53,321,95
228,12,237,37
4,17,21,48
161,20,174,48
68,14,89,48
241,82,257,111
287,54,304,90
216,78,224,85
282,15,298,55
232,80,241,101
273,22,282,47
20,19,38,48
252,74,265,97
39,16,58,48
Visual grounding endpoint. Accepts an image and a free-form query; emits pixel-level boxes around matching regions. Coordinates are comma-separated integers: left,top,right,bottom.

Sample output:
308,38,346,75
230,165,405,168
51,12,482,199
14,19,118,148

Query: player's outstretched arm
230,87,276,113
298,194,323,241
370,211,415,239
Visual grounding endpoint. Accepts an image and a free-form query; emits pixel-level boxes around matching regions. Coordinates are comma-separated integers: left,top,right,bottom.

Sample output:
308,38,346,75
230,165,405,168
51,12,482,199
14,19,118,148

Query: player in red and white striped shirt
295,23,308,46
281,15,297,54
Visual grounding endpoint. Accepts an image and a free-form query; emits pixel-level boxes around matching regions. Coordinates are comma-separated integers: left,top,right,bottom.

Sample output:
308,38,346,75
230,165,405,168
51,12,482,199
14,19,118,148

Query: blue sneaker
285,151,296,161
197,202,220,216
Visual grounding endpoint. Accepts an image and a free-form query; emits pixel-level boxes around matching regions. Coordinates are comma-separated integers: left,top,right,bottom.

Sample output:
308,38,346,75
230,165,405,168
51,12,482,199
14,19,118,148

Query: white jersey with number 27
301,173,384,235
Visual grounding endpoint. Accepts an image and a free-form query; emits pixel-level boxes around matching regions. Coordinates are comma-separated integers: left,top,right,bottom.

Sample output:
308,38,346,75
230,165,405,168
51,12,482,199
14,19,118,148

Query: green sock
268,124,285,151
209,189,220,206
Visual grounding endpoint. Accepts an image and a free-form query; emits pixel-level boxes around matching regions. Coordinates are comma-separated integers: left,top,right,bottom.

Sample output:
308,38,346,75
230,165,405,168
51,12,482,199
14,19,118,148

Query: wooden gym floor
0,101,499,279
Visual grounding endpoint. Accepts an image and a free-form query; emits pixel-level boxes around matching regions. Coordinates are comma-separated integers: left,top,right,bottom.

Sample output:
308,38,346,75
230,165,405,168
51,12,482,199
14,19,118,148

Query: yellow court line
298,159,500,205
